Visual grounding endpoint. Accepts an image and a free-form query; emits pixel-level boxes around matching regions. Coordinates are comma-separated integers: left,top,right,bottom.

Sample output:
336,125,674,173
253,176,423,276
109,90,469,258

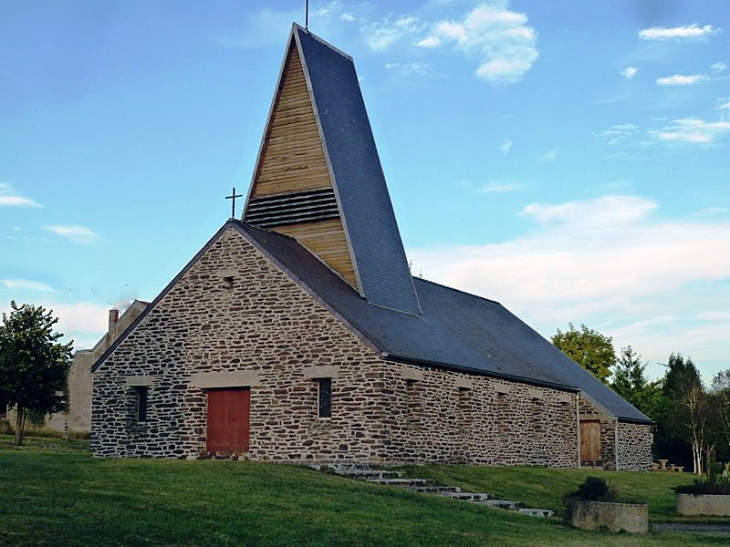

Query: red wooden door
580,420,601,465
206,388,250,453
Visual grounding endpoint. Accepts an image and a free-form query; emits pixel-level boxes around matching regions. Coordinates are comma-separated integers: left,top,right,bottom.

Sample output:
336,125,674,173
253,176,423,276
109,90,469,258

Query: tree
551,323,615,383
0,301,73,445
661,353,708,475
710,368,730,463
611,346,663,420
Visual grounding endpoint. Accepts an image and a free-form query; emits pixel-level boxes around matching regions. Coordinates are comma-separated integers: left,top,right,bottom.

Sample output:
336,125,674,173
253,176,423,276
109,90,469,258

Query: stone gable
92,226,587,466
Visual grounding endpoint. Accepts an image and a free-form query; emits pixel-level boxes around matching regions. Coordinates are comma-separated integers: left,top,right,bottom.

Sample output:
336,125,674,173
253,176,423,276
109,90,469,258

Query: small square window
133,386,148,423
317,378,332,418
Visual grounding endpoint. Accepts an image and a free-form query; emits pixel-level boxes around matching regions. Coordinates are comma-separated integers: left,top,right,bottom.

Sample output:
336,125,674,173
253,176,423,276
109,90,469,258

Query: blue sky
2,1,729,382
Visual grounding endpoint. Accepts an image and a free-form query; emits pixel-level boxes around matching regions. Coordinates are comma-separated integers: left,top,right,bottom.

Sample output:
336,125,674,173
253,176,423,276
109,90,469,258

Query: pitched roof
243,24,420,316
240,222,652,424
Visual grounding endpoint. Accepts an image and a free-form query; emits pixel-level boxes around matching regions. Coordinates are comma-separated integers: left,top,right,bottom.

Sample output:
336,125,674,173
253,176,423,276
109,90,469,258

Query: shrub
569,476,618,502
674,476,730,495
563,476,620,522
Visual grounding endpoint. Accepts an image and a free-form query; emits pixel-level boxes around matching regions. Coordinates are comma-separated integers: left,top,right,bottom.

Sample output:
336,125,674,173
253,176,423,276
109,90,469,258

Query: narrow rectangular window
318,378,332,418
458,387,471,429
134,386,148,423
406,379,419,422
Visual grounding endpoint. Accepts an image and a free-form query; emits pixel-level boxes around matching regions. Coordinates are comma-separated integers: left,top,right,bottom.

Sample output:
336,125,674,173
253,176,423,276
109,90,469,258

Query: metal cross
225,187,243,219
305,0,309,29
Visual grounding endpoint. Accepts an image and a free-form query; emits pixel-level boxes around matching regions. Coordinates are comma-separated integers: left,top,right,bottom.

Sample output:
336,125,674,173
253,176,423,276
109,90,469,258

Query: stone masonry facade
578,398,652,471
92,226,644,469
617,421,653,472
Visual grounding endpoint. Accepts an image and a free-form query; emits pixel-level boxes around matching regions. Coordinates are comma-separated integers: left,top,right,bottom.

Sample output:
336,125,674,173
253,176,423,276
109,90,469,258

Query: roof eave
382,352,581,393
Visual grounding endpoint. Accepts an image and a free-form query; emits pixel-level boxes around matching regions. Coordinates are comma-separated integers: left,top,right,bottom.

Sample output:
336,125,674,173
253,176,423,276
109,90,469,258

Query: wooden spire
244,37,357,288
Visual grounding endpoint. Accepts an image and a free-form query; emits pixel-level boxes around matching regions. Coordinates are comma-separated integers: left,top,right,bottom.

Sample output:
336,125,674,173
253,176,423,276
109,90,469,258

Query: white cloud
499,138,512,155
1,279,55,292
656,74,707,86
711,62,727,74
0,300,110,350
719,98,730,110
384,62,433,77
639,24,716,41
314,1,353,22
478,181,524,193
364,16,421,51
539,149,557,162
49,302,110,337
598,123,639,146
621,67,638,79
0,183,41,208
650,117,730,144
417,2,538,84
43,225,100,244
408,195,730,379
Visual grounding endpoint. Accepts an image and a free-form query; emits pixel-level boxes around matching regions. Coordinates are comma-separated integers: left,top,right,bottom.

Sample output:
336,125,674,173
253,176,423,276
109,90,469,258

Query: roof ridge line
291,22,353,61
414,276,501,305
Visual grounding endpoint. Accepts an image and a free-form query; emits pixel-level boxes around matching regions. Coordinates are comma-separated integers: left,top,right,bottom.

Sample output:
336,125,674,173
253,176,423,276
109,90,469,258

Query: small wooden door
580,420,601,465
206,388,250,453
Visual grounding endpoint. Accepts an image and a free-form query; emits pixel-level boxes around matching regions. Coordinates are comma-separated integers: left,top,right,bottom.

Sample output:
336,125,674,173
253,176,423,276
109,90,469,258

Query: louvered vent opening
246,189,339,228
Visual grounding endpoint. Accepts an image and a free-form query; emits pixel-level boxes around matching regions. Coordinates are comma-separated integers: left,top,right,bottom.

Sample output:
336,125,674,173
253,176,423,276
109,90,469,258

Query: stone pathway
314,464,554,518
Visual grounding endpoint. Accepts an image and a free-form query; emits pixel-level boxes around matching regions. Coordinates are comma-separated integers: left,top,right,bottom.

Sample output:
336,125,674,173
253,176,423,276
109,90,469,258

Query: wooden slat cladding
252,45,332,197
273,218,357,287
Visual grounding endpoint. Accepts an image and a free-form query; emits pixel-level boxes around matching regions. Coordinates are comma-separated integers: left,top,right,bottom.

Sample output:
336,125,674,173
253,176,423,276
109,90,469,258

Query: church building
91,24,652,470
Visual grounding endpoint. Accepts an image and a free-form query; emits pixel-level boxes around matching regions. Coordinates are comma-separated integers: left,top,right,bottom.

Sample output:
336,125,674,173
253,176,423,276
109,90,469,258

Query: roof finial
305,0,309,30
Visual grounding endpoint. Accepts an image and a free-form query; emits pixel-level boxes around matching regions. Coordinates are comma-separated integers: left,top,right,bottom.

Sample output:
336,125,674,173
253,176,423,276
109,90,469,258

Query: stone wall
616,421,653,471
92,227,389,461
382,364,579,467
92,225,579,467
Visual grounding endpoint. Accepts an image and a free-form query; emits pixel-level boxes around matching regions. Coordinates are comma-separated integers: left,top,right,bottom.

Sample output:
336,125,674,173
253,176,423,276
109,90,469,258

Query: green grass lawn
1,436,727,546
398,463,714,522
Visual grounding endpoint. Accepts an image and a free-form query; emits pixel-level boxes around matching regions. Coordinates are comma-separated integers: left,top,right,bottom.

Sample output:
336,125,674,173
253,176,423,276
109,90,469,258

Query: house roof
243,24,421,316
239,221,652,424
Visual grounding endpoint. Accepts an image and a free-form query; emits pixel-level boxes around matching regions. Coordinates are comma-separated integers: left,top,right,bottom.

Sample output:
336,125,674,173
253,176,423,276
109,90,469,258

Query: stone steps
334,469,403,481
439,491,495,502
315,464,554,518
411,485,462,494
366,477,433,488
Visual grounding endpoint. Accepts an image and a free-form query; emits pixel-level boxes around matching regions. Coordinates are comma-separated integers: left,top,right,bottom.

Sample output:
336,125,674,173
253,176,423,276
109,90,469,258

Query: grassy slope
1,437,726,547
398,464,706,521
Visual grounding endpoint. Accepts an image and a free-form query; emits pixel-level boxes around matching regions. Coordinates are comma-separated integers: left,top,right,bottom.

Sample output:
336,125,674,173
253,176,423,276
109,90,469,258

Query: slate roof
289,25,421,315
240,221,652,424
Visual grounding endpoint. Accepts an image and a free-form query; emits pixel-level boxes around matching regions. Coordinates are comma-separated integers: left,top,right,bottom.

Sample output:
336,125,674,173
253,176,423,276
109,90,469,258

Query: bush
674,476,730,495
563,477,620,522
568,476,618,502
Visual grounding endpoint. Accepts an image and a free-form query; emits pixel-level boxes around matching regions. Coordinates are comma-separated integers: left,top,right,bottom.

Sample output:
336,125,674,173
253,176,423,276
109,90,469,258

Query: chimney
108,309,120,332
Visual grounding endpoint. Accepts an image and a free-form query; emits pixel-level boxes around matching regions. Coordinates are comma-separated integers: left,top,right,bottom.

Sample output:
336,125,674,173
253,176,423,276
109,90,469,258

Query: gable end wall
91,227,389,461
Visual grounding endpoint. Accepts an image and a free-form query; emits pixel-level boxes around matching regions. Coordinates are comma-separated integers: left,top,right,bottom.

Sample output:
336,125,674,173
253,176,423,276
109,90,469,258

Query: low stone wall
676,494,730,516
568,500,648,534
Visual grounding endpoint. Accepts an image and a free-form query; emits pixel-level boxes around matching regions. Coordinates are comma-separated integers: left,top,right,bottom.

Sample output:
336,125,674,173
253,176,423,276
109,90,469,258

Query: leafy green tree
710,368,730,463
0,301,73,444
551,323,615,383
661,353,707,474
611,346,662,420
